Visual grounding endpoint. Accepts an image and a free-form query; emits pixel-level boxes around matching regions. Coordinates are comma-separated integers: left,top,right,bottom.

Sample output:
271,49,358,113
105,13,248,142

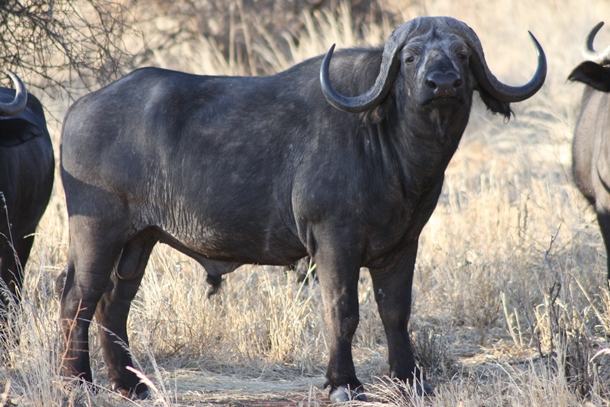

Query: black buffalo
569,22,610,286
0,71,54,311
58,16,546,401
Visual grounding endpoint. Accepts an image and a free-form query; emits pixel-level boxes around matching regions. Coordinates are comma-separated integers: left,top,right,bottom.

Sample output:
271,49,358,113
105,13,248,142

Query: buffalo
0,71,54,312
569,21,610,286
58,16,546,401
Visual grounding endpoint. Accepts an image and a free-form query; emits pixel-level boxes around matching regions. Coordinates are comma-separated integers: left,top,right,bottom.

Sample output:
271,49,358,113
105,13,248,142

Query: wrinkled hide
59,16,545,401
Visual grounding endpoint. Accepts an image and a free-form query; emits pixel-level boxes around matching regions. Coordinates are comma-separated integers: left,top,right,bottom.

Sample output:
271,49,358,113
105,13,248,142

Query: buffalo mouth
422,95,464,107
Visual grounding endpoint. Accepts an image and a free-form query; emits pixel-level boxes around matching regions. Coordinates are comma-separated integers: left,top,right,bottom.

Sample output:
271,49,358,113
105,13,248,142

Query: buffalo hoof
417,380,434,396
329,385,367,403
116,387,150,400
112,382,150,400
135,389,151,400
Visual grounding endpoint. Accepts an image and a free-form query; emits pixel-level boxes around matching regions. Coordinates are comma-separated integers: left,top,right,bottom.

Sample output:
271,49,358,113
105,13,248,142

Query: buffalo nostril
425,70,462,98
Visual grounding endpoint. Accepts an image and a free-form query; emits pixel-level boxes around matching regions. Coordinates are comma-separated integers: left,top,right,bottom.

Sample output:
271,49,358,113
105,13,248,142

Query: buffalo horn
320,21,417,113
0,70,27,117
465,29,547,103
582,22,610,65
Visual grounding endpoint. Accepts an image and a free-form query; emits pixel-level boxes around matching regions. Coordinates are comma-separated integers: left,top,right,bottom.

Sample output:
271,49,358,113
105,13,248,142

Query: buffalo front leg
369,241,433,394
314,246,365,402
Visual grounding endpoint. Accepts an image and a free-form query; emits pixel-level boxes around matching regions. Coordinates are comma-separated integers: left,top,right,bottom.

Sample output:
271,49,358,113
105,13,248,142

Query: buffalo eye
405,55,415,64
457,50,468,60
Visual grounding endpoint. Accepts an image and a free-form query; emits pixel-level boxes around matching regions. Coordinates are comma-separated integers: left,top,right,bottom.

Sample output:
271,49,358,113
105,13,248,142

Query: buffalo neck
365,95,470,201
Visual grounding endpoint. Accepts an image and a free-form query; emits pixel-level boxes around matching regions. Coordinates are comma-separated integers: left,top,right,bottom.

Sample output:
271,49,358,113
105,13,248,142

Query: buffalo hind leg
95,230,157,399
313,242,365,402
369,241,433,395
59,220,125,386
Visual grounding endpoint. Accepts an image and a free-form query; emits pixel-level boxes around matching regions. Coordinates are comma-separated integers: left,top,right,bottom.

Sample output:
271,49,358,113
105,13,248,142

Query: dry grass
2,0,610,405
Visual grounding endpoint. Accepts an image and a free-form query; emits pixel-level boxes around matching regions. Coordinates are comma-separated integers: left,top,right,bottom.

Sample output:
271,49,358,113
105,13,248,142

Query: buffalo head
0,71,50,148
569,22,610,91
322,16,546,121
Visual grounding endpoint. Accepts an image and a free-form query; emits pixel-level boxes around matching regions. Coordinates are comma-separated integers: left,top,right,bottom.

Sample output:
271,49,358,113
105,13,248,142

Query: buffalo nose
425,71,462,96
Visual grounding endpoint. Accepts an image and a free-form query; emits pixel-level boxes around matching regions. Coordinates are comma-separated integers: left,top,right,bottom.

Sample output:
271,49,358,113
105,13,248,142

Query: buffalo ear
569,61,610,92
477,87,513,121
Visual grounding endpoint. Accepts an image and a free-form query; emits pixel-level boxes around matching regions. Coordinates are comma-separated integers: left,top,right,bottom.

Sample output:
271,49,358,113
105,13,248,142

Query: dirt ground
151,370,329,406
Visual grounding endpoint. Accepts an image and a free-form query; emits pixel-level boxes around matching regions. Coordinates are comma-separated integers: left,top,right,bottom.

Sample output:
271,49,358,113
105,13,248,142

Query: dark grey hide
570,21,610,286
58,16,546,402
0,71,54,311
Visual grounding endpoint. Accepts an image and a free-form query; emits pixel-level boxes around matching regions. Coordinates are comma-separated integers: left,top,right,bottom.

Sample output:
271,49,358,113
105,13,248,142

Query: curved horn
0,70,27,116
320,22,416,113
582,22,610,64
466,30,547,103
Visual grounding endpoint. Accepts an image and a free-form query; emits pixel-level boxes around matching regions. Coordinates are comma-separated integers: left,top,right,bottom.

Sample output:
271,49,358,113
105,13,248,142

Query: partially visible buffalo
569,22,610,286
0,71,54,310
58,16,546,402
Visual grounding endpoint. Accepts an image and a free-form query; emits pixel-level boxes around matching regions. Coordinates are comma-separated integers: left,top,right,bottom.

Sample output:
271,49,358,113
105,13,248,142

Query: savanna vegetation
2,0,610,405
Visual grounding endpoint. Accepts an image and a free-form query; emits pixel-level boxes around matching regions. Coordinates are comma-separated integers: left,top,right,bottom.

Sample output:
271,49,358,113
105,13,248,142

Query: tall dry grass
2,0,610,405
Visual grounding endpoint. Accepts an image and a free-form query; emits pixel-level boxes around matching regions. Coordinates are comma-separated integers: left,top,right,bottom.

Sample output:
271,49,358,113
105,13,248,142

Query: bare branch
0,0,145,100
